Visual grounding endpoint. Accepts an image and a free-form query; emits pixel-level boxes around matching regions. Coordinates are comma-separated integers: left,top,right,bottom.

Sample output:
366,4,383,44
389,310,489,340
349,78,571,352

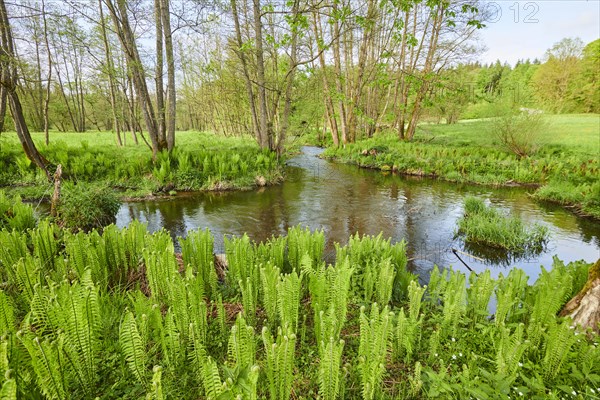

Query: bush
457,197,549,252
492,110,548,158
56,183,121,231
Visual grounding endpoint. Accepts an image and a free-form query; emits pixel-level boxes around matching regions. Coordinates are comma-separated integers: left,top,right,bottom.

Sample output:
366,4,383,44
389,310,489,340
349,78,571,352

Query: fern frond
120,310,148,385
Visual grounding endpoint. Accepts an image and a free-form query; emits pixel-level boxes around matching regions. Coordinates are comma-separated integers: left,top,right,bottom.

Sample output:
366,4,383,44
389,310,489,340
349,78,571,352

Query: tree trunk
160,0,176,151
42,0,52,145
252,0,270,150
560,259,600,334
99,0,122,146
154,0,166,148
231,0,261,144
0,85,6,133
0,0,51,181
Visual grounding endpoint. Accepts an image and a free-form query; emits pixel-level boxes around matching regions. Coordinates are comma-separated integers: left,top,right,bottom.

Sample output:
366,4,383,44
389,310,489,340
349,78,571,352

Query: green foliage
0,222,597,399
262,326,296,400
492,110,548,157
457,197,549,252
358,303,394,400
287,225,324,272
56,183,121,231
318,337,345,400
0,191,36,231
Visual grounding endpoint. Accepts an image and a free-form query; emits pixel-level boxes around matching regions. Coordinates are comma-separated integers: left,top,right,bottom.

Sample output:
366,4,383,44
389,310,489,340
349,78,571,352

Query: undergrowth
0,195,597,399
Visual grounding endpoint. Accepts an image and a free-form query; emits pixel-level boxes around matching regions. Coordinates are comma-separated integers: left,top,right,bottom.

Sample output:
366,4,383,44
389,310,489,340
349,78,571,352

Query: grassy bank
0,131,284,201
322,114,600,219
0,204,597,399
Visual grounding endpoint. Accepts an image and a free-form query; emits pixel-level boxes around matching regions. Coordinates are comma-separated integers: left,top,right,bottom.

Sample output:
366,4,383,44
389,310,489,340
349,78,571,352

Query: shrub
492,110,548,158
56,183,121,231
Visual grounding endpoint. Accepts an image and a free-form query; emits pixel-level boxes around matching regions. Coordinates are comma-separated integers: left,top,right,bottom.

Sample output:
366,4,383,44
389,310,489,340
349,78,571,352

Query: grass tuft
456,197,549,252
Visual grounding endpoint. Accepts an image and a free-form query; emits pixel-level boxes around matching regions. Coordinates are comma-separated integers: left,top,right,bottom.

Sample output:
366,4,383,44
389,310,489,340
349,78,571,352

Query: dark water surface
117,147,600,282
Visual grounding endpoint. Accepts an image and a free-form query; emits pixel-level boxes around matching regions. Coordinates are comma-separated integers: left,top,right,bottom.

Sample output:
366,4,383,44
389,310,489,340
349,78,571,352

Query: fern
144,249,177,302
542,320,578,381
21,335,67,400
227,314,255,368
262,326,296,400
146,365,164,400
318,337,344,400
277,271,301,333
31,221,59,273
287,225,324,271
201,356,226,400
467,269,494,324
0,377,16,400
225,234,256,293
528,266,572,327
358,303,394,400
495,323,529,380
239,278,257,323
494,268,528,326
59,270,101,392
120,310,148,385
260,262,280,326
375,258,395,306
179,228,217,298
0,291,14,336
0,230,29,283
441,269,467,338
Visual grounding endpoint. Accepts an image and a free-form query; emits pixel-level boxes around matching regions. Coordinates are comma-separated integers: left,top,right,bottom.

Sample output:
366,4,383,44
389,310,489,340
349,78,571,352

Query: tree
104,0,174,158
531,37,584,113
0,0,51,179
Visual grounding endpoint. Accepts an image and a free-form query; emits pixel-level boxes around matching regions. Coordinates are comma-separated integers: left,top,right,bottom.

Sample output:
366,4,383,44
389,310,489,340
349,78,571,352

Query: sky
478,0,600,65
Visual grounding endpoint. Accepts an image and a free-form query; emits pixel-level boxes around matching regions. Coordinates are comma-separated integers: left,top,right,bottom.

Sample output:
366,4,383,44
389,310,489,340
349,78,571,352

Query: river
116,146,600,283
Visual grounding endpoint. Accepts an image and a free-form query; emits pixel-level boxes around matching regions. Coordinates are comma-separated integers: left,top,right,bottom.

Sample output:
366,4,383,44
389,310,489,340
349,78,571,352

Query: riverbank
0,130,285,202
321,114,600,219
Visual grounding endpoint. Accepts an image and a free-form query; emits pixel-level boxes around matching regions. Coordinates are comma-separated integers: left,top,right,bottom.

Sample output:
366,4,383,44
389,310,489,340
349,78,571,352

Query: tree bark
98,0,122,146
0,0,51,181
252,0,270,150
160,0,175,151
560,259,600,334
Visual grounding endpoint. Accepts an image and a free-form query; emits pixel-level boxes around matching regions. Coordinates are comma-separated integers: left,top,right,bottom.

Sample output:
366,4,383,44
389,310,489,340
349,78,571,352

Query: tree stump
560,259,600,333
50,164,62,217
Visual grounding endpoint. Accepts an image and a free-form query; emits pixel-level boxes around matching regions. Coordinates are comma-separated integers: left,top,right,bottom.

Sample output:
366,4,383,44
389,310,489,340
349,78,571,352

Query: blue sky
478,0,600,65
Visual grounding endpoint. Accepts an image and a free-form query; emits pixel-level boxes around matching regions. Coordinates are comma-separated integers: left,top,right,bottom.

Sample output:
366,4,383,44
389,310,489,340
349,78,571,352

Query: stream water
116,146,599,283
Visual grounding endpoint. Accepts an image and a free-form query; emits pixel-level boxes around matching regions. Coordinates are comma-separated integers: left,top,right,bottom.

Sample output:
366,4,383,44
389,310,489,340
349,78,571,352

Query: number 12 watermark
485,2,540,24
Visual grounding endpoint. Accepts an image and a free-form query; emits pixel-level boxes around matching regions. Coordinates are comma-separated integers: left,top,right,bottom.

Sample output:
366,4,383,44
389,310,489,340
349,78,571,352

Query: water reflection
117,146,600,283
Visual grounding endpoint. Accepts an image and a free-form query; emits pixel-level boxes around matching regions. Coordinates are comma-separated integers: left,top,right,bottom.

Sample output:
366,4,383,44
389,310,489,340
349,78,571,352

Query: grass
321,114,600,218
456,197,549,253
0,130,284,201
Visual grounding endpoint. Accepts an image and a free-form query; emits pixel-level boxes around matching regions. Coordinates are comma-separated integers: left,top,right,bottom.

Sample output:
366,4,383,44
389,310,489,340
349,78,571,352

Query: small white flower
572,391,577,396
452,354,457,360
459,352,463,357
434,353,438,357
518,392,523,396
451,337,456,342
518,362,523,367
591,388,596,393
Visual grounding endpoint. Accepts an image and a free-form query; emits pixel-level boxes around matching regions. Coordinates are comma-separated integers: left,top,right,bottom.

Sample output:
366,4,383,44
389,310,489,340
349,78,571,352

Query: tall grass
457,197,549,252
